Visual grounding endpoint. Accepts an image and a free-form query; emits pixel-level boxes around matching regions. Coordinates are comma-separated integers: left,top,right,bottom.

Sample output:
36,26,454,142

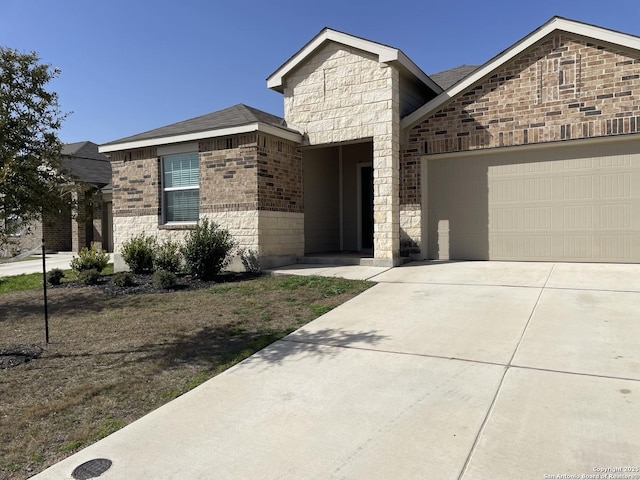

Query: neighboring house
3,141,113,255
100,17,640,269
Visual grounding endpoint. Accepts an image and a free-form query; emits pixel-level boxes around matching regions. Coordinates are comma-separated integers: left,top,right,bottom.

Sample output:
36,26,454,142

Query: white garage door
427,139,640,262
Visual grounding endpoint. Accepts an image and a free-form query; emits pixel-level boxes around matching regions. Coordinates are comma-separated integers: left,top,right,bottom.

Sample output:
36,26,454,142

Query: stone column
91,191,103,250
71,189,86,252
372,67,401,266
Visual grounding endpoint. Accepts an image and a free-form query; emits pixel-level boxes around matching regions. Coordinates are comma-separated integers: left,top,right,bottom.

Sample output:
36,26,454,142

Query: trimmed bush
112,272,135,287
181,219,236,280
152,269,177,290
154,240,182,273
46,268,65,286
70,245,109,273
121,234,156,274
78,269,100,285
239,248,260,273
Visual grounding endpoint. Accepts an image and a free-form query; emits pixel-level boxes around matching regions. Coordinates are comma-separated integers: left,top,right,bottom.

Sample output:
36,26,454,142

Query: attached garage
426,138,640,262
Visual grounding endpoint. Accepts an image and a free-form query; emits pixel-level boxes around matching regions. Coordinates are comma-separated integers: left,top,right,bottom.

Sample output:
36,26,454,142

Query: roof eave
267,28,441,94
99,123,303,154
401,16,640,132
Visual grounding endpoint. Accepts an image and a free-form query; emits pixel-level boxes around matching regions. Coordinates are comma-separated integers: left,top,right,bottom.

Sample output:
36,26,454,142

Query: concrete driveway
31,261,640,480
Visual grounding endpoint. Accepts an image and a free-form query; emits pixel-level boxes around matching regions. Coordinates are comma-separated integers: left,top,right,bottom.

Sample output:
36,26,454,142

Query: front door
359,164,374,250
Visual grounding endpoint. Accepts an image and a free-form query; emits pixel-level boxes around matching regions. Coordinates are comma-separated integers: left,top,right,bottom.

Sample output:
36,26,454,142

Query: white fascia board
267,29,401,91
396,50,443,94
401,17,640,131
256,123,304,142
99,123,303,153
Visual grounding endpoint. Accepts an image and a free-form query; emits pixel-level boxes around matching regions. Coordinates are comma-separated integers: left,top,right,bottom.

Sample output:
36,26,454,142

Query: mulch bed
0,344,43,369
54,271,260,296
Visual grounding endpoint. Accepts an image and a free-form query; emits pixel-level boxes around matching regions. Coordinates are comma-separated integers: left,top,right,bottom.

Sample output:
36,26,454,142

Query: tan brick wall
110,134,304,267
400,32,640,258
256,133,303,213
200,134,259,213
110,147,160,218
407,33,640,155
43,206,72,251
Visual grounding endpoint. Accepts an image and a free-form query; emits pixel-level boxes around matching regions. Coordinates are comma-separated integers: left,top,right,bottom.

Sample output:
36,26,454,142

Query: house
100,17,640,269
4,141,113,255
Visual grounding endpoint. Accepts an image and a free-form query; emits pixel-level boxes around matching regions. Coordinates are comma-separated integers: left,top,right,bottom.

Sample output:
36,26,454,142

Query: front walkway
30,261,640,480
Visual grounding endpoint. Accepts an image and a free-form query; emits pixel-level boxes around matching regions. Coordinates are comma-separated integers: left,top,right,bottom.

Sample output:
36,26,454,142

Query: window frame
160,151,200,225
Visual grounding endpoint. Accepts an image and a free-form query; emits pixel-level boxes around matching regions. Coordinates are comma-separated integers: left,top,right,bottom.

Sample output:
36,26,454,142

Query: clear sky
2,0,640,145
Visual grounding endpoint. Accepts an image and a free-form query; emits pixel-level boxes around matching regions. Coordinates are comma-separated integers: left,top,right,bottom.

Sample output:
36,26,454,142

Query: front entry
303,141,374,254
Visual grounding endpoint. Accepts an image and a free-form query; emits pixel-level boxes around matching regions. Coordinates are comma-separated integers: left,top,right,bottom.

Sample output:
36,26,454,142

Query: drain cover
71,458,112,479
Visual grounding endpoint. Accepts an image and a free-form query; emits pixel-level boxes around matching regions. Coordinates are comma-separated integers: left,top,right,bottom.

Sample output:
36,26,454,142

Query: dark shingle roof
430,65,479,90
61,141,112,186
101,104,291,147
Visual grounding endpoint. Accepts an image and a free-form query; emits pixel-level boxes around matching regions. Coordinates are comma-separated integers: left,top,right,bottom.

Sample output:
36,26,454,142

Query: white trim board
99,123,303,153
267,28,441,94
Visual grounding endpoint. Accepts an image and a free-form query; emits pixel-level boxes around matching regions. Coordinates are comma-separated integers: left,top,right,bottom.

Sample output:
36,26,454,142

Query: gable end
407,33,640,155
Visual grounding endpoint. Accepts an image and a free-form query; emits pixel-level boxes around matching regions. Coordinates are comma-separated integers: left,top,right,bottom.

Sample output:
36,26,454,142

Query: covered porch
302,140,374,258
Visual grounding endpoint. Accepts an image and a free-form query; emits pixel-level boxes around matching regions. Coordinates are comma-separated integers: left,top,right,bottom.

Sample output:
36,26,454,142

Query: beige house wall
110,134,303,271
401,32,640,258
282,42,401,265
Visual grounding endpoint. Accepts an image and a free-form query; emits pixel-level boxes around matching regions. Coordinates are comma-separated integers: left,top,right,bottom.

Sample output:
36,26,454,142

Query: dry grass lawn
0,273,372,479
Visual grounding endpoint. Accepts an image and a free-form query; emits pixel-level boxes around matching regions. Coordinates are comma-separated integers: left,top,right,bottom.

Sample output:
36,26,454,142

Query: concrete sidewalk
30,261,640,480
0,252,78,278
0,252,115,278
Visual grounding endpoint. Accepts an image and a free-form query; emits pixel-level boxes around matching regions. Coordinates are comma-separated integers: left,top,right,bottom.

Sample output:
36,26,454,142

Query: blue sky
2,0,640,145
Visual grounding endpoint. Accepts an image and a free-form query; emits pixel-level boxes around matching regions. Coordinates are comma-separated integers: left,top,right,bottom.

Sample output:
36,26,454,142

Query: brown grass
0,274,372,479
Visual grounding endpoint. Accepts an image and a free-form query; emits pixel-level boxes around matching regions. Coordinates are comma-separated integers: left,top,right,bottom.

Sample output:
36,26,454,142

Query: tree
0,47,68,248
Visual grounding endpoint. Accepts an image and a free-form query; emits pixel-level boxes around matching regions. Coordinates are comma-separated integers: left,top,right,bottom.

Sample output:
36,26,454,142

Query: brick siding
256,133,303,213
406,33,640,157
199,134,259,213
398,33,640,256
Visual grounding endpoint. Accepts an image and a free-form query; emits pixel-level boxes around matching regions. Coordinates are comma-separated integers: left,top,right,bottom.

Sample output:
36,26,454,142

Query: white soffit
401,17,640,132
99,123,303,153
267,28,440,93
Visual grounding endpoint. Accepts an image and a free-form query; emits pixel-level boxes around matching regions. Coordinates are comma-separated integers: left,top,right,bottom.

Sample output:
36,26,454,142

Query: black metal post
42,239,49,344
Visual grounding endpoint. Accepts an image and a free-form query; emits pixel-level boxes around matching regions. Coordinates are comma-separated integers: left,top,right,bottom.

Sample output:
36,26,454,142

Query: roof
401,16,640,131
100,104,303,153
61,141,111,186
267,27,442,95
430,65,479,90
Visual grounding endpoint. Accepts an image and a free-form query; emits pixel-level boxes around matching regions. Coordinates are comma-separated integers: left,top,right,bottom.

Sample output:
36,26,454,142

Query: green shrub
181,219,236,280
70,245,109,273
239,248,260,273
152,269,177,290
78,269,100,285
121,234,156,274
154,240,182,273
112,271,135,287
46,268,65,286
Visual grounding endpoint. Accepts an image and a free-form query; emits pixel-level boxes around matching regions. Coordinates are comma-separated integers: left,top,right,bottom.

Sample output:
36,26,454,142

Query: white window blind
162,153,199,222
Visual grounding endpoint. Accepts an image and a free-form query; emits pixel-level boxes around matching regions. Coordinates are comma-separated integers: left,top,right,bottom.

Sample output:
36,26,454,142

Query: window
162,153,199,223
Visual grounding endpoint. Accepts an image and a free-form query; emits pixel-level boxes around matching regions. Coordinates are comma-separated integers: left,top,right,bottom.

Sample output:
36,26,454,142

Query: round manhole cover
71,458,112,479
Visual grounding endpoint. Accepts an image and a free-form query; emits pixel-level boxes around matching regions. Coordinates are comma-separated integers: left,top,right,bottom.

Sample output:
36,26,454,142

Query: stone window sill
158,223,196,231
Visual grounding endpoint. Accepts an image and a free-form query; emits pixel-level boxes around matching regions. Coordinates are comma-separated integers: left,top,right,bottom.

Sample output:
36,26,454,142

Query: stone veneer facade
282,42,401,265
400,32,640,256
110,133,303,269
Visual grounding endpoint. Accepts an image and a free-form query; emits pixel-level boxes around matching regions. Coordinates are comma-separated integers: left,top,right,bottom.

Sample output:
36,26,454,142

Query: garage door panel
428,139,640,262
